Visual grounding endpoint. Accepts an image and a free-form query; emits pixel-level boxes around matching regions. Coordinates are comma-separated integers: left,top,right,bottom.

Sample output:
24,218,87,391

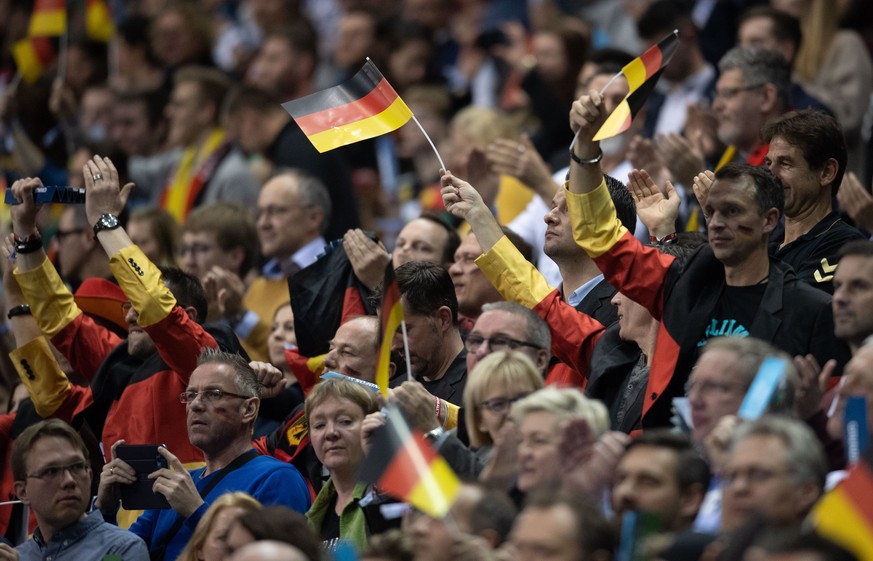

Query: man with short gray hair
721,416,827,532
95,348,311,561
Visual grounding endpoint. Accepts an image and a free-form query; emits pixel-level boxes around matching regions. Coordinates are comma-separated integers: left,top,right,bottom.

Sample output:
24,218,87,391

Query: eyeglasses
684,378,748,396
55,228,85,242
256,204,313,221
465,334,542,354
722,466,789,486
480,393,531,414
713,83,765,100
27,460,89,480
179,388,254,404
178,243,217,256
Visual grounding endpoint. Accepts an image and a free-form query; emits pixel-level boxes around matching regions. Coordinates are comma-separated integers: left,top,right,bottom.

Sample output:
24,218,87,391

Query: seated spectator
360,529,414,561
225,506,320,561
511,491,615,561
304,378,384,548
176,492,262,561
465,302,551,375
463,351,544,464
96,349,311,560
721,416,827,532
11,420,148,561
127,207,179,268
511,387,609,493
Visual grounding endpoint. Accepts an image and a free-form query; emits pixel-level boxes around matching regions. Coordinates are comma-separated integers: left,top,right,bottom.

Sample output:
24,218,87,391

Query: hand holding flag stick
282,59,446,169
569,29,679,151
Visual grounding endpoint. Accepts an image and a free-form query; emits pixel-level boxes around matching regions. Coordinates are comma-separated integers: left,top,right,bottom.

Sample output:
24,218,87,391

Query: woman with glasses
463,351,544,464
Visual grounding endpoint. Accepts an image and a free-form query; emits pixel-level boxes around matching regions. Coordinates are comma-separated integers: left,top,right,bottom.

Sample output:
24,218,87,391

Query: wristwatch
92,214,121,238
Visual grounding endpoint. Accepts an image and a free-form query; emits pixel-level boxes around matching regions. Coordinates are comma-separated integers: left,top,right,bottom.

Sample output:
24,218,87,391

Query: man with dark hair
393,214,461,270
611,430,710,532
96,348,311,560
558,90,849,428
761,110,865,293
511,491,615,561
736,6,831,114
8,159,251,514
9,420,148,560
134,66,259,220
180,202,267,360
111,89,167,160
833,241,873,353
390,261,466,405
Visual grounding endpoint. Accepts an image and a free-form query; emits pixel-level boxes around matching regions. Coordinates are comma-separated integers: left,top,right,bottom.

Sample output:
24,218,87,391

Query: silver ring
517,144,526,153
110,467,114,475
92,174,103,181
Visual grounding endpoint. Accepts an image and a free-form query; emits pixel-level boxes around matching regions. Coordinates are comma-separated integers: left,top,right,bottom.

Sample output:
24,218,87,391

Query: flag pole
400,320,413,382
412,115,446,171
568,68,624,152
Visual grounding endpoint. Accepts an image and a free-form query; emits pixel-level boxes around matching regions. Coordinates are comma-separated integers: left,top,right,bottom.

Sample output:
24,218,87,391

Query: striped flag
85,0,115,42
593,30,679,141
812,454,873,561
376,262,403,396
358,406,460,518
12,37,56,84
284,348,325,395
28,0,66,37
282,59,413,153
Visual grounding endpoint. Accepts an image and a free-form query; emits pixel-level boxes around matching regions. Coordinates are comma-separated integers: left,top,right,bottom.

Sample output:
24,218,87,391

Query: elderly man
465,301,551,375
721,416,827,532
8,420,148,561
96,349,311,561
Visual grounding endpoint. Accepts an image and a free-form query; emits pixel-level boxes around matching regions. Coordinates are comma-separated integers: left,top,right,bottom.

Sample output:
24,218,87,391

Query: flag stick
568,68,624,152
8,72,22,94
400,320,413,382
57,30,68,82
0,500,22,506
412,115,446,171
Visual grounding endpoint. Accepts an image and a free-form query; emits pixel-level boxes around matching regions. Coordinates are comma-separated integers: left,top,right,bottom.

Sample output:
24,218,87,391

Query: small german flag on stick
589,30,679,142
12,37,56,84
28,0,66,37
376,261,406,396
358,405,460,518
283,59,413,153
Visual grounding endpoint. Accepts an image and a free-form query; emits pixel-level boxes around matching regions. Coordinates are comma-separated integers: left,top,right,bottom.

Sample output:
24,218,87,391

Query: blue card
738,356,788,420
843,396,869,464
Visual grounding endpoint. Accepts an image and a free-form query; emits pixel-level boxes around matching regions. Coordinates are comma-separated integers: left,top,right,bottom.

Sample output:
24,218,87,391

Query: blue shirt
566,274,605,308
129,452,311,561
17,510,148,561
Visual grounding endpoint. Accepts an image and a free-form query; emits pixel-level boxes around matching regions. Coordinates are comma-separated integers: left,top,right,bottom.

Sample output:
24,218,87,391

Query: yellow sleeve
10,336,71,417
110,245,176,328
443,401,459,431
14,257,81,338
564,179,628,258
475,236,555,309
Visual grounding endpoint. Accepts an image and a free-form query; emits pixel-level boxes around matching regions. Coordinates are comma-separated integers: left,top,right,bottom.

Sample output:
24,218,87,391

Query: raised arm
440,169,504,252
567,91,609,195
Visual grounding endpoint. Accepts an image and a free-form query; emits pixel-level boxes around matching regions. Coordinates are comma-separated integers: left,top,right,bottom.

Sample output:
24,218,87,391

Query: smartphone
114,444,171,510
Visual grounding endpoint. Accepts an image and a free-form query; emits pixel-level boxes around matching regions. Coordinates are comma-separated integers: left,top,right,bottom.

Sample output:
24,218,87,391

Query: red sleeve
145,307,218,386
51,314,123,381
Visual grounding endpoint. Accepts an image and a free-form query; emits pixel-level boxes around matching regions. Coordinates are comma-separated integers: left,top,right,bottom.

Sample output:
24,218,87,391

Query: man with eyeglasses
7,419,148,560
465,301,551,375
721,416,827,532
95,349,310,561
53,206,113,291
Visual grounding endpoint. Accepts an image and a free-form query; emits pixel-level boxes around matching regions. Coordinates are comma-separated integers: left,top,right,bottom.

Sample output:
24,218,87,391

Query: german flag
812,451,873,560
284,348,325,395
85,0,115,42
377,262,403,396
593,30,679,141
358,406,459,518
12,37,56,84
28,0,66,37
282,59,413,153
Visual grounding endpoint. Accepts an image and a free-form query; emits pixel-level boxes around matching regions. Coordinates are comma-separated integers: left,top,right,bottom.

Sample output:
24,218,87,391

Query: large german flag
377,262,403,396
28,0,66,37
358,406,459,518
812,448,873,561
593,30,679,141
12,37,56,84
282,59,413,153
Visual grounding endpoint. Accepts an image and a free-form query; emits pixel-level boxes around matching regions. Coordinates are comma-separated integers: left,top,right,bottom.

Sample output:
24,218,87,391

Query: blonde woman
176,492,262,561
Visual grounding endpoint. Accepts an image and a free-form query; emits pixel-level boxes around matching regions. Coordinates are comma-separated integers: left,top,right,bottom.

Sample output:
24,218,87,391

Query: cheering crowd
1,0,873,560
